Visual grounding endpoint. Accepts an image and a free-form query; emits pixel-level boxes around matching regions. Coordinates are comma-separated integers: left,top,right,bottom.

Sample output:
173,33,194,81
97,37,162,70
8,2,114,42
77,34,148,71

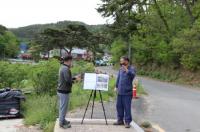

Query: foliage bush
0,31,19,58
0,59,95,92
109,1,200,84
29,59,60,95
110,38,127,63
71,60,95,75
171,18,200,71
0,61,29,88
109,1,200,73
0,59,117,131
28,60,95,95
137,66,180,82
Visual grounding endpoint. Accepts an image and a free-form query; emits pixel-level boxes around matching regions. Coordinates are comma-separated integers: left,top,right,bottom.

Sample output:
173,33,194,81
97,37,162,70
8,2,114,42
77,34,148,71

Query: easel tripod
81,90,108,125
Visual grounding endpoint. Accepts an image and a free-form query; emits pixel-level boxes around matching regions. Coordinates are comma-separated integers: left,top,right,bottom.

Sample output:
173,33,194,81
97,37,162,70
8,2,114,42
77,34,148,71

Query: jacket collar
63,63,70,68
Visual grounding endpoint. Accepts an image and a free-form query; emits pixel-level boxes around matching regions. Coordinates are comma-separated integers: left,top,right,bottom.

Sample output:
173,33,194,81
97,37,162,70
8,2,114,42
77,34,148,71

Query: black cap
63,55,73,62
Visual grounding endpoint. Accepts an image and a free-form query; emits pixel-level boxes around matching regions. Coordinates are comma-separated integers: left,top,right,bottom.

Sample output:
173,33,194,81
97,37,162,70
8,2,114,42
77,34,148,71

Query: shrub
137,66,181,82
29,59,59,95
28,59,95,95
171,18,200,71
71,60,95,75
0,61,29,88
110,38,127,63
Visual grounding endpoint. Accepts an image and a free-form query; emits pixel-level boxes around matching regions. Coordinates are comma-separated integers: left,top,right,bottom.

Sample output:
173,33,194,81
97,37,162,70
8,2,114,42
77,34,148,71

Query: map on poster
83,73,109,91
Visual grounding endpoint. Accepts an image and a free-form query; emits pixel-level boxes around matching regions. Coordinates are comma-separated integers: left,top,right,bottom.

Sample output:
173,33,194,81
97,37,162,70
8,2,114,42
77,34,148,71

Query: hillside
9,20,106,40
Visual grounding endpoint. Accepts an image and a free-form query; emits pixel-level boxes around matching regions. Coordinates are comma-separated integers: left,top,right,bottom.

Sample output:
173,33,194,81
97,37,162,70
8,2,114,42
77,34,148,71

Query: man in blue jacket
114,56,136,128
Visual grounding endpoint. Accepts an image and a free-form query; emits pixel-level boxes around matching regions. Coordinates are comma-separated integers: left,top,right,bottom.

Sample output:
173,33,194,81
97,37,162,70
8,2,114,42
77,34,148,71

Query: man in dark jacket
114,56,136,128
57,56,80,129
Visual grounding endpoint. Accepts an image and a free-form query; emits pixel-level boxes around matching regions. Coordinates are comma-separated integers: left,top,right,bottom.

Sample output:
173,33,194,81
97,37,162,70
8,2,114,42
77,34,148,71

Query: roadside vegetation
97,0,200,87
0,59,116,132
137,66,200,87
1,1,200,87
136,82,147,96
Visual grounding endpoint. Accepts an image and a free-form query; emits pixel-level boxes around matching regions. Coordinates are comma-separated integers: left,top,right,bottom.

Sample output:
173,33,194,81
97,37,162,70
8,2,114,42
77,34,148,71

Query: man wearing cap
57,56,80,129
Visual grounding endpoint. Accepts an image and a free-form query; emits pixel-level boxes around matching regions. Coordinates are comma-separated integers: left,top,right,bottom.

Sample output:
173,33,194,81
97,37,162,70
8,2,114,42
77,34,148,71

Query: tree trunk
69,47,72,55
153,0,170,32
63,48,70,55
60,48,62,57
47,51,49,60
92,45,97,65
182,0,195,23
3,48,5,60
138,0,146,13
128,40,132,64
191,0,197,6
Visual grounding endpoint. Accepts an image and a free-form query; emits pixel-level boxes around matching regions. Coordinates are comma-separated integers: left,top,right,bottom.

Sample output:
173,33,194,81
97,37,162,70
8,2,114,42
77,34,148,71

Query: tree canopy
10,20,106,40
0,25,19,58
32,24,110,60
98,0,200,71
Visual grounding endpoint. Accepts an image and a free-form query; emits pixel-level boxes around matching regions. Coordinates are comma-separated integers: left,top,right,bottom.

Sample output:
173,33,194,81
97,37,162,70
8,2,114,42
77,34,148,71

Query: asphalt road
97,66,200,132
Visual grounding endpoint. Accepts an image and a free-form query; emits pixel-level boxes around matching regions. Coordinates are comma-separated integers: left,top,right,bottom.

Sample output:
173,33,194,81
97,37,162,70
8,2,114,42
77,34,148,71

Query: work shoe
59,123,71,129
125,123,131,128
64,120,70,125
113,121,124,125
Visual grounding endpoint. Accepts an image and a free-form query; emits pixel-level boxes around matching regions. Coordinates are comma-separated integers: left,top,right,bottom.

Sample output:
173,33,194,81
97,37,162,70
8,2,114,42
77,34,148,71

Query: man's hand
73,74,82,82
122,65,128,72
75,75,82,81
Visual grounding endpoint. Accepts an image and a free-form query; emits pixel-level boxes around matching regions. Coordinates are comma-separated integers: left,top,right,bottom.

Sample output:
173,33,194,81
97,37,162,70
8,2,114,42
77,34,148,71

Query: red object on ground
133,84,138,99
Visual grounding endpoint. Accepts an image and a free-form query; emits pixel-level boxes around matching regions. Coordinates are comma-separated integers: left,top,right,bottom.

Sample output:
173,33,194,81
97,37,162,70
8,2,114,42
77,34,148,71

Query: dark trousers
116,95,132,123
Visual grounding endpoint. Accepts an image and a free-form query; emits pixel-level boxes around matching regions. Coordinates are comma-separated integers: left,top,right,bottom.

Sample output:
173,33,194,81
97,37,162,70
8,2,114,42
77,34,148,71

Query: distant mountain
9,20,106,40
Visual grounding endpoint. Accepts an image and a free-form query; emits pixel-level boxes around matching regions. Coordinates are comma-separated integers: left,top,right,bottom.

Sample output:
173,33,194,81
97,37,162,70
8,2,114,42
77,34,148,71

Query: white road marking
130,121,144,132
153,124,165,132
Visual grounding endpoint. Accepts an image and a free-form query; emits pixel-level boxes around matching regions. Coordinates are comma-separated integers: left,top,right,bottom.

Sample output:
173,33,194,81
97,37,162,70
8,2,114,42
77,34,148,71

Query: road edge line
131,120,144,132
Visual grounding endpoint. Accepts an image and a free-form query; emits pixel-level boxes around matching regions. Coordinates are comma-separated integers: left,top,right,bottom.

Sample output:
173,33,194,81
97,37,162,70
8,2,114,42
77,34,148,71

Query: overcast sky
0,0,109,28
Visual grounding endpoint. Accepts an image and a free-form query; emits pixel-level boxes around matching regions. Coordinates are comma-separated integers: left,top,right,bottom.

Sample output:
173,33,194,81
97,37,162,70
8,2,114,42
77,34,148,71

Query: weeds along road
96,66,200,132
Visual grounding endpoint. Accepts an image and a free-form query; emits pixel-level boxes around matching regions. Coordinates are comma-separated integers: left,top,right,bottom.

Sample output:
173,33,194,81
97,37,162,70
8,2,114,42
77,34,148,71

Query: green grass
137,82,147,95
69,77,116,110
0,60,100,132
22,77,116,132
43,122,56,132
22,94,58,132
69,83,90,110
22,71,145,132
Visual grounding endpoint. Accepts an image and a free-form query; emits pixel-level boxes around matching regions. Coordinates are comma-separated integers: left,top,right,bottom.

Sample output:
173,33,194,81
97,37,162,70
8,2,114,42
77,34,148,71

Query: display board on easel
83,73,109,91
81,73,109,125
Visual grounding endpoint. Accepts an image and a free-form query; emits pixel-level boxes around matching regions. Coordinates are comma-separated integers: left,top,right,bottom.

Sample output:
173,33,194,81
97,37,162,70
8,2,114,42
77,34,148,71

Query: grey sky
0,0,109,28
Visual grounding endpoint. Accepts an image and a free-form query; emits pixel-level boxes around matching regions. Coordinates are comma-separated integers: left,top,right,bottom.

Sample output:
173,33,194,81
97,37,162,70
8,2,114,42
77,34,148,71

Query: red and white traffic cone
133,84,138,99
